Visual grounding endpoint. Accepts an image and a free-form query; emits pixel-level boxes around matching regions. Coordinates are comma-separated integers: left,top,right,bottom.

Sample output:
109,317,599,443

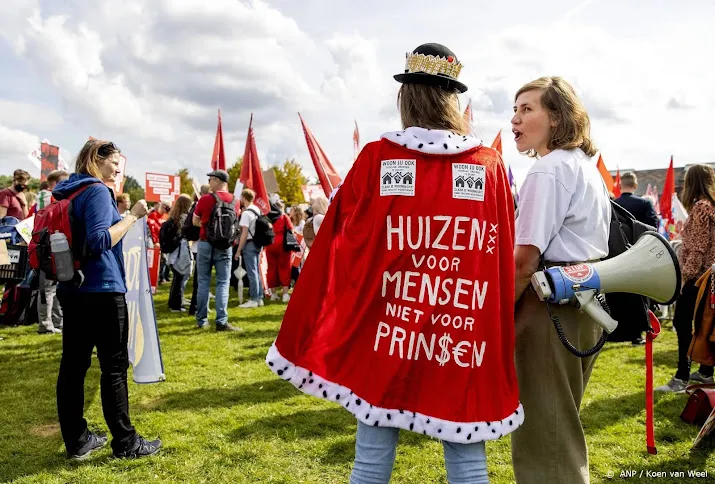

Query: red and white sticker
560,264,593,283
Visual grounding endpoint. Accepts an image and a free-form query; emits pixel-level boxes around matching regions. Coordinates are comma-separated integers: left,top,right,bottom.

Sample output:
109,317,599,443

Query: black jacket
614,192,659,229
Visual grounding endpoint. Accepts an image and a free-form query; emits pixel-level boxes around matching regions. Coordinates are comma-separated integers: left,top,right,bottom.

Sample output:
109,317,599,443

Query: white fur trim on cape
266,343,524,444
381,127,482,155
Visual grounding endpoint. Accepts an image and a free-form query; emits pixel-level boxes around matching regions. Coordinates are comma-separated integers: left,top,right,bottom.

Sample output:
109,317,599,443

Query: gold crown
404,52,463,79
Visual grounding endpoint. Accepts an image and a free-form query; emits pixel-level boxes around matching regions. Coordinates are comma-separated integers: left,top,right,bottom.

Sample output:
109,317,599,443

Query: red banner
145,173,181,204
147,247,161,294
40,142,60,181
240,114,270,214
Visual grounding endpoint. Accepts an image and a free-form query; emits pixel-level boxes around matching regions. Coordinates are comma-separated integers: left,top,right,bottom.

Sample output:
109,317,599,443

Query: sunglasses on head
88,140,120,157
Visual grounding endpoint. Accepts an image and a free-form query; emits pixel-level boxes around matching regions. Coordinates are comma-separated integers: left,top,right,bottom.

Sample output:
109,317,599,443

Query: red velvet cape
267,129,522,443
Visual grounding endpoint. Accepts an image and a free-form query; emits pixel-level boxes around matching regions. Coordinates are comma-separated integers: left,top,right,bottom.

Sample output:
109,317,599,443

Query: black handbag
283,226,301,252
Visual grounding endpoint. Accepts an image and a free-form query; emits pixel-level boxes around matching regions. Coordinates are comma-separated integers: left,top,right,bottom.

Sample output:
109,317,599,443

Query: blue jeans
241,240,263,301
350,421,489,484
196,241,231,327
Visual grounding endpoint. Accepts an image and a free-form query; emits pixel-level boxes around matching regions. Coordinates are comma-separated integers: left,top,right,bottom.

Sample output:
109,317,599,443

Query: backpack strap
66,182,103,202
246,207,261,238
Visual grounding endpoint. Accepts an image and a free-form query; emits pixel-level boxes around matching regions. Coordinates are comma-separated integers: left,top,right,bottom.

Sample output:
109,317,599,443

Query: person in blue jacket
53,139,161,460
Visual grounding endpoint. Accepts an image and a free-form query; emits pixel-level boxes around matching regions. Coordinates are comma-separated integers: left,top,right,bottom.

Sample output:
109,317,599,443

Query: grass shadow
231,408,355,443
135,379,297,412
624,349,679,367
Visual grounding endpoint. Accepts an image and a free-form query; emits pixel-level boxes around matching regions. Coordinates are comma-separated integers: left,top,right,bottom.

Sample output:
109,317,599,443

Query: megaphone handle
574,292,618,334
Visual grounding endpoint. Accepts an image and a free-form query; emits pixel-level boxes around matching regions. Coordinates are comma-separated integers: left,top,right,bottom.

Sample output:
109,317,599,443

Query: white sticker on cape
452,163,485,201
380,159,416,196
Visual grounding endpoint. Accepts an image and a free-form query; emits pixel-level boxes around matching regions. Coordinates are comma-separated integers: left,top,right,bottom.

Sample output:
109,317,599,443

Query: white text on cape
386,215,491,251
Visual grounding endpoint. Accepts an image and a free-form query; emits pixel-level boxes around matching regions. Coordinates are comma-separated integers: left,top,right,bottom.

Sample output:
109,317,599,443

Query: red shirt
147,211,164,244
194,191,238,240
0,189,26,220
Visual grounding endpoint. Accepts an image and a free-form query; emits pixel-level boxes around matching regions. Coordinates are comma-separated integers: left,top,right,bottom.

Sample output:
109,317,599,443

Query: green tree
176,168,195,195
123,175,145,204
0,175,40,191
272,158,307,205
227,157,243,194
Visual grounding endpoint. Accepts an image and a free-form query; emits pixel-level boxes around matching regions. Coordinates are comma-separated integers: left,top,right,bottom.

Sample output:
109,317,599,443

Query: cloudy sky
1,0,713,188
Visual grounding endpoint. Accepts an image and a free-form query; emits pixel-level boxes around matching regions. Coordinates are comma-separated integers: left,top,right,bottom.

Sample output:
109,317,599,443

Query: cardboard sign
145,173,181,204
301,184,326,202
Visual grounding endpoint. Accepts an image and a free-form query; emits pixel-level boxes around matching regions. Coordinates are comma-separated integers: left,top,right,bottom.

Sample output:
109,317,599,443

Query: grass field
1,283,714,483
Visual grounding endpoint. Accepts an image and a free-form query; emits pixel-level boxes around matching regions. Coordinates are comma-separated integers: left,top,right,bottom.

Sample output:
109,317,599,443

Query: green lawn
1,284,714,483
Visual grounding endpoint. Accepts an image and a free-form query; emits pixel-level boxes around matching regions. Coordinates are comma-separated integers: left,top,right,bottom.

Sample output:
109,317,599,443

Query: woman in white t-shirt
510,77,611,484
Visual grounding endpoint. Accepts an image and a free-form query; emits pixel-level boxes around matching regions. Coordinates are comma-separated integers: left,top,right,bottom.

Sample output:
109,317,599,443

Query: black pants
674,280,714,381
189,261,198,314
168,268,187,310
56,291,137,453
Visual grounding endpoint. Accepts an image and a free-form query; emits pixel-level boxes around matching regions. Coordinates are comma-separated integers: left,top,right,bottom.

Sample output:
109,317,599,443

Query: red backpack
28,183,99,280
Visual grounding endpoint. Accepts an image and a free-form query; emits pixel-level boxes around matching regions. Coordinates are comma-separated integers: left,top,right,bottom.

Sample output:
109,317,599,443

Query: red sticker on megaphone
560,264,594,283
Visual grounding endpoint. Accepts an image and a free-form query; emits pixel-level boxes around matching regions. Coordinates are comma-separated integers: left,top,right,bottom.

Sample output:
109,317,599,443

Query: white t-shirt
313,214,325,234
239,204,260,240
516,148,611,262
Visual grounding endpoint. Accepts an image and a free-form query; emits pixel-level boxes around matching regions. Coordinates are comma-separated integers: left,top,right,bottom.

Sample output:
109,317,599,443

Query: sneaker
216,323,243,332
197,322,209,330
631,337,645,346
38,327,62,335
282,293,290,303
67,431,108,460
239,300,259,309
114,436,162,459
689,371,715,384
170,308,186,313
258,299,265,307
655,377,688,393
270,293,280,301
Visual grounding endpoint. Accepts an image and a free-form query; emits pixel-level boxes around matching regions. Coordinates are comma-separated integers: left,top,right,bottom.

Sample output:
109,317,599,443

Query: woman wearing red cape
266,43,521,483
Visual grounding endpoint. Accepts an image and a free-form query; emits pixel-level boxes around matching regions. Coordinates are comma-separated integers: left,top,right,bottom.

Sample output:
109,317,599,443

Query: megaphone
531,231,681,335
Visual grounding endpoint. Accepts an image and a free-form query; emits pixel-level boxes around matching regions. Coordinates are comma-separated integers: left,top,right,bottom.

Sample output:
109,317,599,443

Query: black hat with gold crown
394,43,467,93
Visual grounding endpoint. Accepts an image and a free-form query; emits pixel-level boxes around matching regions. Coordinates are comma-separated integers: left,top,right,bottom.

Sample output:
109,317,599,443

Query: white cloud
0,0,713,191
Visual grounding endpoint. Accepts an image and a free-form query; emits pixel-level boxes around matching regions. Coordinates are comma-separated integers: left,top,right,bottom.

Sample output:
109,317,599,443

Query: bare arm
192,214,202,227
234,226,249,259
514,244,542,302
0,206,7,218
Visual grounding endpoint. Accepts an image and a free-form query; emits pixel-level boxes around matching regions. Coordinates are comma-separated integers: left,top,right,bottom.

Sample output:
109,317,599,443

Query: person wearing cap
266,43,520,483
192,169,241,331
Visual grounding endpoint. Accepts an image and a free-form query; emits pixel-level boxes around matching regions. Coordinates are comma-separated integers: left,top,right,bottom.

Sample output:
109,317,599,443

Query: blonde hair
303,217,316,247
289,206,305,226
515,77,597,157
398,83,469,135
241,188,255,203
311,196,329,215
116,193,131,206
25,192,36,206
75,140,121,180
168,194,193,224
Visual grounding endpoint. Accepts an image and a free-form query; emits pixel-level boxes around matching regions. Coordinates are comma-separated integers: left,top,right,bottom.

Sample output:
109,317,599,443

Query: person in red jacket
266,199,295,302
266,43,520,483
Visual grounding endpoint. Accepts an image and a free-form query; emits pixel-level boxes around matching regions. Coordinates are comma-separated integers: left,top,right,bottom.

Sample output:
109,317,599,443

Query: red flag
463,100,473,122
353,121,360,160
660,156,675,228
240,114,270,214
613,167,621,198
298,113,342,194
596,154,614,193
490,130,503,155
211,109,226,171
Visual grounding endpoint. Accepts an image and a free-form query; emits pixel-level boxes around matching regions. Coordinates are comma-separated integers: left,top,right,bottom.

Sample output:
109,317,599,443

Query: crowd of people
1,39,713,482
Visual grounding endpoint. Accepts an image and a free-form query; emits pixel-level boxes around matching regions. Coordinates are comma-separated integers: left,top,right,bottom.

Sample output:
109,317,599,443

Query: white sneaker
258,299,265,307
655,377,687,393
282,293,290,303
270,293,280,301
239,300,259,309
